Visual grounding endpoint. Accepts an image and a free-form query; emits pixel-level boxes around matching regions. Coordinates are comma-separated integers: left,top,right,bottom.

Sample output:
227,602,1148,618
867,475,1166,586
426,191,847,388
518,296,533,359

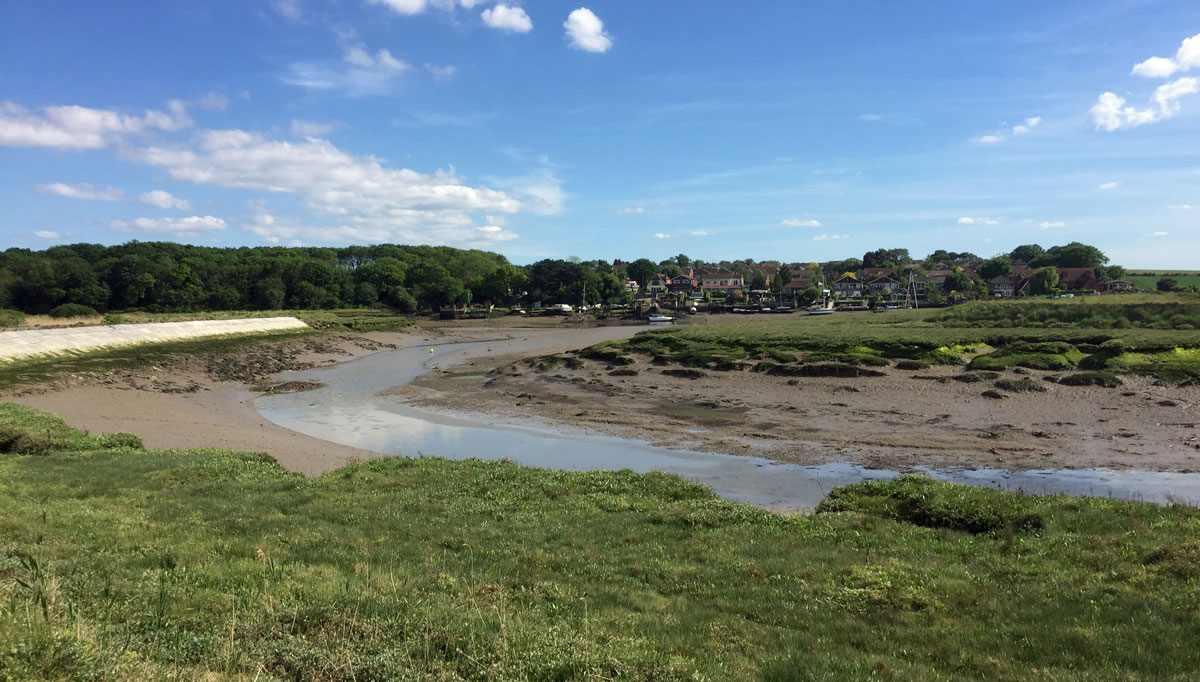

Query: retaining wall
0,317,310,362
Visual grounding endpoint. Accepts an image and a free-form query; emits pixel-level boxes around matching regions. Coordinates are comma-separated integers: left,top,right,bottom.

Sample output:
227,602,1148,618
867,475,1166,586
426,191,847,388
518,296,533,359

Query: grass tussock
932,294,1200,330
2,403,1200,680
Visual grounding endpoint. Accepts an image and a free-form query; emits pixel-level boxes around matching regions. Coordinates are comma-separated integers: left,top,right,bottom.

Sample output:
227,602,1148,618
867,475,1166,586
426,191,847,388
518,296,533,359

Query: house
863,267,897,279
668,273,698,293
624,279,640,293
868,275,900,297
646,275,670,295
1056,267,1103,292
782,274,821,301
1104,279,1135,292
833,274,862,298
699,270,744,288
988,268,1035,298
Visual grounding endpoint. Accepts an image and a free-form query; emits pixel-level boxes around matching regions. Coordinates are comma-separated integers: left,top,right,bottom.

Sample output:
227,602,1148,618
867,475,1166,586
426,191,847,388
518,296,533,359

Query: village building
833,274,862,298
1104,279,1135,292
868,274,900,297
646,274,670,295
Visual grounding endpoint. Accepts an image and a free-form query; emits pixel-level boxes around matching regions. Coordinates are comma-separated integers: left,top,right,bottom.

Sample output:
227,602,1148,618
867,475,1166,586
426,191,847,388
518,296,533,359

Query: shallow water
257,340,1200,509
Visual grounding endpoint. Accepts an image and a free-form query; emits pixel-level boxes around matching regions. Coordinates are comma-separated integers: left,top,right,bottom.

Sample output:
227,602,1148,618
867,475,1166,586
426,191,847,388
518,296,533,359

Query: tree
1028,267,1060,295
942,271,973,295
834,258,862,274
1103,265,1127,281
1042,242,1108,269
925,250,954,266
977,257,1014,281
661,263,683,278
862,248,911,269
749,269,768,290
625,258,658,288
1157,276,1179,292
1009,244,1044,263
778,264,794,287
675,254,691,269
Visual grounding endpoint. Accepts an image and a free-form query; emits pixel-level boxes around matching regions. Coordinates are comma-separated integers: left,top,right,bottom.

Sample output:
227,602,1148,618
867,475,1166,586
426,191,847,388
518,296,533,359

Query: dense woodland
0,240,1134,316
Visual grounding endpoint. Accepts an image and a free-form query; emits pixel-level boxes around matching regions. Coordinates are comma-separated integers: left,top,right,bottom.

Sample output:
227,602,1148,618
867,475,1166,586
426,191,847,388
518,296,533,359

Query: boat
647,313,675,323
805,307,834,316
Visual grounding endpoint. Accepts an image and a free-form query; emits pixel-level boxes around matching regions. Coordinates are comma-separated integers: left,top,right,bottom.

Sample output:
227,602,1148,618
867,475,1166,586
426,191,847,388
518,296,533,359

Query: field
2,402,1200,681
1126,274,1200,291
0,308,410,332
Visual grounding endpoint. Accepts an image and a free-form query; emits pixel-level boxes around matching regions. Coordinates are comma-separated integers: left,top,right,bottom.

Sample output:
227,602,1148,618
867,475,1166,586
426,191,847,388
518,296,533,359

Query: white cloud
290,119,340,137
812,233,849,241
564,8,612,53
616,202,646,214
1146,231,1171,236
273,0,303,21
957,216,999,225
0,100,191,150
689,230,709,236
396,111,494,127
283,45,412,96
1098,181,1119,190
425,63,457,79
109,216,227,237
195,92,229,111
974,116,1040,144
1130,32,1200,79
35,182,124,201
654,232,670,239
1132,56,1178,78
368,0,488,15
1039,221,1066,229
1091,77,1199,130
857,114,882,122
1168,204,1194,209
34,230,61,240
130,128,533,246
138,190,192,210
780,218,821,227
481,4,532,33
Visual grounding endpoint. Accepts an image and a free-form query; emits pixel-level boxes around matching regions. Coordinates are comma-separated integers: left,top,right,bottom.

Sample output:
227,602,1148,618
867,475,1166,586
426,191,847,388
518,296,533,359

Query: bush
895,359,931,370
48,303,100,318
96,432,144,449
1058,371,1123,388
0,309,25,328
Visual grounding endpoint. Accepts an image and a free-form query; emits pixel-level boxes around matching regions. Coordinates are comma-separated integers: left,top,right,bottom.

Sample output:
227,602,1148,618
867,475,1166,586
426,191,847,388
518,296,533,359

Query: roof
834,275,860,284
699,270,739,279
869,275,899,284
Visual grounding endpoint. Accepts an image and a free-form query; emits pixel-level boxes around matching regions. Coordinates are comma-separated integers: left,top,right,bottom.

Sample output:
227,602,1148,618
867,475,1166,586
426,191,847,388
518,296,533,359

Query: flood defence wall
0,317,309,362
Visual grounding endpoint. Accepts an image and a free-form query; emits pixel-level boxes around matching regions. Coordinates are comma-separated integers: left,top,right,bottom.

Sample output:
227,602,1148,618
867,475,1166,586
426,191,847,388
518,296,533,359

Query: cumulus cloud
481,4,532,32
35,182,124,201
616,202,646,214
689,230,709,236
368,0,489,15
1099,181,1119,190
1090,78,1198,130
812,234,849,241
654,232,670,239
129,128,533,246
957,216,999,225
0,100,191,150
1040,221,1066,229
138,190,192,210
1168,204,1194,209
109,216,226,237
564,8,612,53
1011,116,1041,135
283,45,412,96
1130,32,1200,79
780,218,821,227
34,230,61,239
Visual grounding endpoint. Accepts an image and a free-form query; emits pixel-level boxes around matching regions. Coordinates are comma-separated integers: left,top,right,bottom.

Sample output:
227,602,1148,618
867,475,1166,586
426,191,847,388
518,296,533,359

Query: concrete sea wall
0,317,310,362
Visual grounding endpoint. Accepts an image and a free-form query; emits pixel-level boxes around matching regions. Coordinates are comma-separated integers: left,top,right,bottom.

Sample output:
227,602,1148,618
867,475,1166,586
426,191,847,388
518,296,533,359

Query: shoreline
6,317,1199,479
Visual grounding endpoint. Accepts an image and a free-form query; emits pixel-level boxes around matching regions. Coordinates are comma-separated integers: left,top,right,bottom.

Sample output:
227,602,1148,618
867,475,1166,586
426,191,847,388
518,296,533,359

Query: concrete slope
0,317,309,362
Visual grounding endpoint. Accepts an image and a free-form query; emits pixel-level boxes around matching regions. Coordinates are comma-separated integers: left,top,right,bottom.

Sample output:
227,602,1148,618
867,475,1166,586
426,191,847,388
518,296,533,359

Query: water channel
256,337,1200,509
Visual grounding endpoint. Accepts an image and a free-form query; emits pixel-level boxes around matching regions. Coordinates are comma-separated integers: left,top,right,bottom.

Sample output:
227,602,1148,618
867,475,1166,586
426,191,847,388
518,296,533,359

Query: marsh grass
2,403,1200,680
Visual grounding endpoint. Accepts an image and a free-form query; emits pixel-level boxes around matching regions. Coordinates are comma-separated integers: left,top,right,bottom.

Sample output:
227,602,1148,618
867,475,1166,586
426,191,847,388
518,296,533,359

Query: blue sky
2,1,1199,267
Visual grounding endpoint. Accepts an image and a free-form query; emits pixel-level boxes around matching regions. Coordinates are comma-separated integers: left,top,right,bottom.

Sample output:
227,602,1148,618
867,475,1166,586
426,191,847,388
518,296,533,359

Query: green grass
1126,274,1200,291
932,294,1200,330
103,308,410,332
2,402,1200,680
0,329,311,389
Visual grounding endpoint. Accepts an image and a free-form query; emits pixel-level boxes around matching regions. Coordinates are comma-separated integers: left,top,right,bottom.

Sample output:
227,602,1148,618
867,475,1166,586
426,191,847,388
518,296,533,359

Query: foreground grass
2,404,1199,681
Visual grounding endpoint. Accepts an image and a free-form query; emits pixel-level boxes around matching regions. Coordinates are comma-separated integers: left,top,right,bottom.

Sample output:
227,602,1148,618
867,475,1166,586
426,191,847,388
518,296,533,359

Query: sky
2,1,1199,268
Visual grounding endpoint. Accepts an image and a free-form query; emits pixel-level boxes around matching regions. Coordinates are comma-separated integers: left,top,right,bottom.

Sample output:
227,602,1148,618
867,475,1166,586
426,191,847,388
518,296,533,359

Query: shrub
48,303,100,318
895,359,930,370
0,309,25,328
96,432,144,449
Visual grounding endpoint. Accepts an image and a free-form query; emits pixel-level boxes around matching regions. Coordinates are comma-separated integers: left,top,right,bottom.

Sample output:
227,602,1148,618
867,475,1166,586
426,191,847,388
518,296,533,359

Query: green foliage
47,303,99,318
0,308,25,327
1009,243,1045,263
894,359,930,370
933,295,1200,330
977,257,1013,282
0,403,143,454
969,342,1084,371
1158,276,1180,292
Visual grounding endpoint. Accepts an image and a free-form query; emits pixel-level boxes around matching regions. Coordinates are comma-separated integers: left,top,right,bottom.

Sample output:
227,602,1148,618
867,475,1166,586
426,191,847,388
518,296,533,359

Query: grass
1126,274,1200,291
931,294,1200,330
2,402,1200,680
8,308,410,332
0,329,311,390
